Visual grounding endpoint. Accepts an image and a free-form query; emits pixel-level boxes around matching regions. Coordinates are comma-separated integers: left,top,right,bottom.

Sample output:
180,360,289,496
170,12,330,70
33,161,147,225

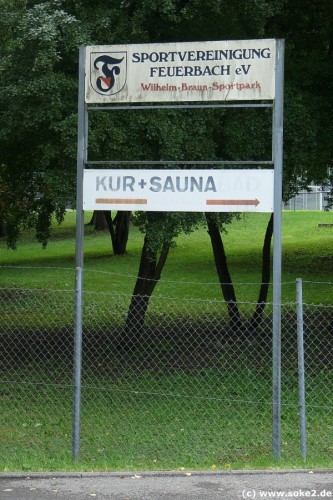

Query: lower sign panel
83,169,274,212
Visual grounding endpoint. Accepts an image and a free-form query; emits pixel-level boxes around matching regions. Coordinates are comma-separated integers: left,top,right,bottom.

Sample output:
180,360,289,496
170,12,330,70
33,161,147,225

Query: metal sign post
73,45,87,461
272,39,284,459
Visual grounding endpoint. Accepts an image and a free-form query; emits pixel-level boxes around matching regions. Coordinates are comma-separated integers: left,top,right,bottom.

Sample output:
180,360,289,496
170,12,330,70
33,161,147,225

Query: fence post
73,266,83,460
296,278,307,458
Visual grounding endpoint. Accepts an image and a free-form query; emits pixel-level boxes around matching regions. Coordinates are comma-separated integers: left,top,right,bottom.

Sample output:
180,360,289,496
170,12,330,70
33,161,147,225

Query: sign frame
74,39,285,462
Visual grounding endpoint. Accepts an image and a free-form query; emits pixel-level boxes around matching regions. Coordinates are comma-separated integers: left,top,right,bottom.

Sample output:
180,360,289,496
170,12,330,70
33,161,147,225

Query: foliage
0,0,84,247
0,0,332,249
266,0,333,197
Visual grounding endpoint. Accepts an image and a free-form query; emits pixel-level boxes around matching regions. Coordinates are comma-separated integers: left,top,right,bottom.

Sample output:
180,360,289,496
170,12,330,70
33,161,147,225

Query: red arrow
206,198,260,206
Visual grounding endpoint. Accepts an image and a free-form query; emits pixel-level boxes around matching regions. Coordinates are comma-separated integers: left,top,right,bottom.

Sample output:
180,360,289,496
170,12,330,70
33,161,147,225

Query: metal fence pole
296,278,307,458
73,46,86,461
73,266,83,460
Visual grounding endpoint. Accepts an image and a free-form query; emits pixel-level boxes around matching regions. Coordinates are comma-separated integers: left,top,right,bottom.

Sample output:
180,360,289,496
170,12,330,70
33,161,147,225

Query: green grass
0,210,332,472
1,364,333,472
0,210,332,302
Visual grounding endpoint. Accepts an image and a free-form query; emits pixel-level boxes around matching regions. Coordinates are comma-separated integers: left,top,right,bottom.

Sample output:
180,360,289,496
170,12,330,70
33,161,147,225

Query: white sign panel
83,169,274,213
85,39,276,103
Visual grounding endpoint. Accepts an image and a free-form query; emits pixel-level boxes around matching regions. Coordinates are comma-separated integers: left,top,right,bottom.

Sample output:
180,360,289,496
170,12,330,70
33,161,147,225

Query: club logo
90,52,127,96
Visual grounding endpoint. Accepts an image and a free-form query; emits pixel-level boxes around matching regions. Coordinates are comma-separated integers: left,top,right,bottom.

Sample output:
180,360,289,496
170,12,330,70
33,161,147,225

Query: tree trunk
114,211,130,255
103,210,117,252
86,210,130,255
0,219,5,238
87,210,108,230
86,211,96,226
206,214,243,332
123,236,170,348
250,213,274,331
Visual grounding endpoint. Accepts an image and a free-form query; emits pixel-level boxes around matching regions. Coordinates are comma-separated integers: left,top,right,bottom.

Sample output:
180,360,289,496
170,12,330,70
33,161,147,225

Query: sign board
83,169,274,212
85,39,276,103
75,41,284,460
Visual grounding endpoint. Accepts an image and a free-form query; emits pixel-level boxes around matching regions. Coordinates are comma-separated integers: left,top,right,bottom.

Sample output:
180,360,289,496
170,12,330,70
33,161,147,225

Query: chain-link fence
0,277,332,470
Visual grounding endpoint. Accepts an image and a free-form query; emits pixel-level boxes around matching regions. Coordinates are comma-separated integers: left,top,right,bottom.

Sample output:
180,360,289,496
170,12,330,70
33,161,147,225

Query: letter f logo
91,52,127,96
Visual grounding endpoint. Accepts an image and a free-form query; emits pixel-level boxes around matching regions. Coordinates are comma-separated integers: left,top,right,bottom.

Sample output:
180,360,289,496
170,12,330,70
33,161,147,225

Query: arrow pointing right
206,198,260,207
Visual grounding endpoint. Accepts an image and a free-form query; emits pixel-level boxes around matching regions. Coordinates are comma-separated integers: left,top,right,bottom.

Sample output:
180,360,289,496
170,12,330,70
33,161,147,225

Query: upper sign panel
85,39,276,103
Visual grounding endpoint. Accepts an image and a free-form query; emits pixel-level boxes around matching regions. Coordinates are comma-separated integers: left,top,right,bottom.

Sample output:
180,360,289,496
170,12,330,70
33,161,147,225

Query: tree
206,213,243,331
2,0,331,248
120,105,223,344
123,210,204,347
0,0,85,247
117,0,333,337
1,0,332,338
266,0,333,193
0,0,131,249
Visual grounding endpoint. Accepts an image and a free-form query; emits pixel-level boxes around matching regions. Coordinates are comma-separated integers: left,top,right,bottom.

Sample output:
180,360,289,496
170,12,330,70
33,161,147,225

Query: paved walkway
1,469,333,499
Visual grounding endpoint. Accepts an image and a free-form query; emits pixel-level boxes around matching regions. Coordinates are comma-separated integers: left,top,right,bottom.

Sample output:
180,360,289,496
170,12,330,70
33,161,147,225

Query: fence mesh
0,280,332,470
301,304,333,458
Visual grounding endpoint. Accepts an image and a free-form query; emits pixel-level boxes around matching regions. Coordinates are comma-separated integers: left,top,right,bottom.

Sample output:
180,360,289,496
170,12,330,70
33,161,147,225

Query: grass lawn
1,362,333,472
0,210,332,302
0,210,332,472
